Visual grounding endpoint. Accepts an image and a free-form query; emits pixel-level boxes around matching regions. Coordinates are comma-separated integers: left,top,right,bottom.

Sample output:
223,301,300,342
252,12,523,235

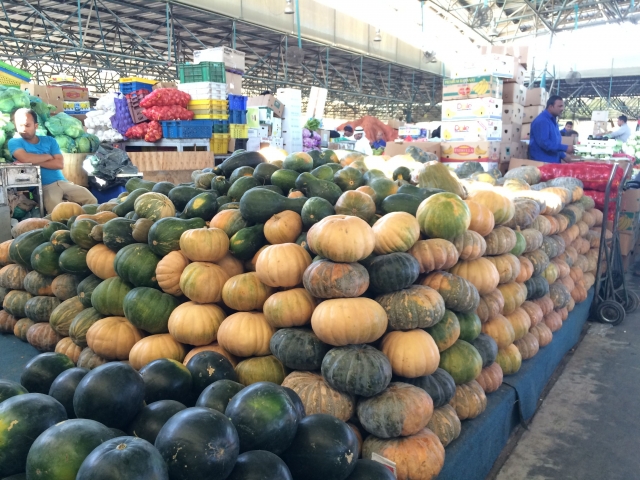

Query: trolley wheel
623,291,640,314
595,300,626,326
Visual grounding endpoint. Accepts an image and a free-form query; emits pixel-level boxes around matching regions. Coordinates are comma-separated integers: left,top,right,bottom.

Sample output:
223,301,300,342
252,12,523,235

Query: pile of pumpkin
0,149,602,480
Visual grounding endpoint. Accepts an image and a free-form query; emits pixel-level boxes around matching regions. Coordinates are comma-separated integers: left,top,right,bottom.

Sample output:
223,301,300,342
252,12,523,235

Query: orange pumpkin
255,243,311,288
380,329,440,378
466,190,514,225
496,344,522,375
533,295,555,316
306,215,375,262
450,380,487,420
264,211,303,244
476,289,505,323
482,314,515,348
263,288,316,328
464,199,495,236
515,255,534,282
55,337,83,364
0,240,13,266
505,307,531,341
129,334,187,370
475,362,503,393
179,228,229,262
529,322,553,347
51,202,83,222
515,332,540,360
216,252,245,277
221,272,274,311
311,298,388,346
408,239,459,274
217,311,275,357
521,300,543,327
179,262,229,304
86,316,144,360
449,257,500,296
156,251,190,296
498,282,527,315
486,253,521,285
168,302,226,346
450,230,487,261
372,212,420,254
86,244,117,279
282,371,355,421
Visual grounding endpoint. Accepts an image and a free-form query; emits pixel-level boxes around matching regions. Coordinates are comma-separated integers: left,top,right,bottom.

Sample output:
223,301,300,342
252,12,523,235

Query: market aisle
495,278,640,480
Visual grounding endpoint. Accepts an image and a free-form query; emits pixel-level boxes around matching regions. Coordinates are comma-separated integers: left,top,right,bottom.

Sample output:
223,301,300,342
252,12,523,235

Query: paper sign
371,453,397,477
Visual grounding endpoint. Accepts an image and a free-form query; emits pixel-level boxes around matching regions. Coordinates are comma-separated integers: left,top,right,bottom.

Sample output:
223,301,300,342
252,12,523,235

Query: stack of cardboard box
246,95,284,151
440,46,528,171
610,188,640,271
277,88,303,153
591,110,610,136
519,87,549,143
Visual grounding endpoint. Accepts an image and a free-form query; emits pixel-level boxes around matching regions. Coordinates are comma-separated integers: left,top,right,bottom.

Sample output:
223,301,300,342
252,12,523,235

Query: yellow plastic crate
194,113,229,120
119,77,156,85
210,133,230,154
188,99,228,109
230,124,249,139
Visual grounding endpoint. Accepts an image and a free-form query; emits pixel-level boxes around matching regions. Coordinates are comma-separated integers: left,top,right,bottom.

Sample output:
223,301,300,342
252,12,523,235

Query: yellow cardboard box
442,76,503,101
441,141,500,162
441,98,503,121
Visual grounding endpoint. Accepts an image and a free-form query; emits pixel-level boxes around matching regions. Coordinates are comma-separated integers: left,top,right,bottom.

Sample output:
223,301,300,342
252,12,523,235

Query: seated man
9,108,97,214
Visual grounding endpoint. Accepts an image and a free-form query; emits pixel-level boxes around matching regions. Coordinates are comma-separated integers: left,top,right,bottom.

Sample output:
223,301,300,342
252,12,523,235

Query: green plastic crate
179,62,226,84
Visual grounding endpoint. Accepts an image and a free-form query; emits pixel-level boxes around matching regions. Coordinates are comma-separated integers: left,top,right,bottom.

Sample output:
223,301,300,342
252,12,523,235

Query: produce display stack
0,150,602,479
278,88,303,153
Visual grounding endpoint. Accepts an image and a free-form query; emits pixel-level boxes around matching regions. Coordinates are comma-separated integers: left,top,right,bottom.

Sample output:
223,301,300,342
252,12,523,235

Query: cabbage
64,124,84,139
46,113,84,138
0,87,30,114
76,135,91,153
3,121,15,136
54,135,77,153
45,116,64,136
30,97,56,124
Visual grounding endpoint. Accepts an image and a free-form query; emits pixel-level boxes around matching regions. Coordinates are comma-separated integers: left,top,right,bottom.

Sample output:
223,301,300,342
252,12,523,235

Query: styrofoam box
178,82,226,100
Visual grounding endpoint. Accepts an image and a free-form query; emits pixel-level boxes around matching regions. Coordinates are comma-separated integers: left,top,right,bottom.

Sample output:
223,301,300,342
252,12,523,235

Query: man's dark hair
14,108,38,124
565,121,573,127
546,95,563,108
619,115,628,123
344,125,353,132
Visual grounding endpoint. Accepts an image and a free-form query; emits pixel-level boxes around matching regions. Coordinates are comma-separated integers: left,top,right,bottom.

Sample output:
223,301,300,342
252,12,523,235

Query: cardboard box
592,110,609,122
63,101,90,113
502,124,522,143
523,105,545,124
561,136,578,146
620,232,635,256
193,47,246,72
441,98,503,121
258,107,273,125
246,137,261,152
61,86,89,101
258,125,272,138
502,83,526,105
622,189,640,212
480,45,508,55
520,141,529,158
441,119,502,142
247,95,284,118
319,129,331,148
451,54,515,79
271,118,282,138
502,103,524,125
505,65,527,85
247,108,260,128
442,76,503,101
153,82,177,90
226,72,243,95
499,141,522,163
593,121,608,136
387,119,405,129
441,141,500,163
508,158,545,170
21,83,64,115
384,141,441,158
521,123,531,140
507,45,529,67
525,88,548,107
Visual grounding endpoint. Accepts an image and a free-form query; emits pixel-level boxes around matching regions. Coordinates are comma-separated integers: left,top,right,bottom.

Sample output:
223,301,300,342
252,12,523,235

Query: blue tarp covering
439,289,594,480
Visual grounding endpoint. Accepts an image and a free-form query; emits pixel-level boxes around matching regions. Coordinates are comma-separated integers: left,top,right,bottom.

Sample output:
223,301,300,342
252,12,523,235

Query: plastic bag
112,97,135,136
139,88,190,108
144,121,163,142
538,162,624,192
88,144,138,189
0,87,30,114
142,105,193,121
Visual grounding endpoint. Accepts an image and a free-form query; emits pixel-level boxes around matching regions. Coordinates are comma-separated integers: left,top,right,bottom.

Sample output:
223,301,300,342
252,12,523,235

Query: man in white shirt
353,126,373,156
606,115,631,142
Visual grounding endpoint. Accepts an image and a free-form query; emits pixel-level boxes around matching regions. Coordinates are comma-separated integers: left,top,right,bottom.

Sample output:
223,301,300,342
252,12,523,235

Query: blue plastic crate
229,110,247,124
160,120,214,139
120,82,153,94
228,94,248,110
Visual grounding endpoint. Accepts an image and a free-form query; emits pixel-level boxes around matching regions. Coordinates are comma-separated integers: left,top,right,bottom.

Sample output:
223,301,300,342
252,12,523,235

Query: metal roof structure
424,0,640,43
0,0,442,120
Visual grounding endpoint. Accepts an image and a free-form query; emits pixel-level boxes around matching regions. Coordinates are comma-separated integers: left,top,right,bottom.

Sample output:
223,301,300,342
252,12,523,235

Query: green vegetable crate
179,62,226,84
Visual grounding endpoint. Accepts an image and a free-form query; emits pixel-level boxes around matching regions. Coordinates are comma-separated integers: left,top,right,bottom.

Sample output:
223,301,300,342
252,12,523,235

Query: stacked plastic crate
0,61,31,87
119,77,155,95
178,62,228,152
228,94,248,151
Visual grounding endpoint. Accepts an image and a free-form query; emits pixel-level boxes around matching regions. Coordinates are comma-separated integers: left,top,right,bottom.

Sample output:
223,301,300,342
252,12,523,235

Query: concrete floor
495,278,640,480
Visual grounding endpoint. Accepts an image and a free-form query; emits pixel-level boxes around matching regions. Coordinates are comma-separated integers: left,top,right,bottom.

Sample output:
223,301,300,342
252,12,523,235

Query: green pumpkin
50,230,73,253
30,242,62,277
112,188,149,217
421,271,481,313
25,296,61,323
295,172,342,205
438,340,483,385
125,399,187,445
218,202,240,211
269,328,330,371
139,358,193,405
270,169,300,193
393,166,412,181
23,271,54,296
227,176,260,202
239,188,307,224
3,290,33,317
69,308,104,348
229,224,266,261
510,230,526,256
91,277,133,316
380,193,422,216
151,181,175,196
375,285,445,330
114,244,161,288
425,310,460,352
216,196,233,210
253,163,280,185
471,333,498,368
125,177,156,193
366,252,420,295
59,246,90,276
134,192,176,221
195,379,244,414
77,274,103,308
123,287,180,334
396,368,456,408
549,281,571,309
180,192,218,221
148,217,206,257
457,311,482,343
217,150,266,177
301,197,335,229
367,177,398,206
70,219,99,249
311,165,336,181
283,152,314,173
321,345,392,397
416,192,471,240
333,167,364,191
50,296,86,336
168,186,204,211
523,249,550,276
9,229,46,269
229,166,255,184
42,221,69,239
235,355,288,386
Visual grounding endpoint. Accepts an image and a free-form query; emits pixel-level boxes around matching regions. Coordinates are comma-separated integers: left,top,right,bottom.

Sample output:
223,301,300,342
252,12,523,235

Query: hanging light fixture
284,0,294,14
374,28,382,42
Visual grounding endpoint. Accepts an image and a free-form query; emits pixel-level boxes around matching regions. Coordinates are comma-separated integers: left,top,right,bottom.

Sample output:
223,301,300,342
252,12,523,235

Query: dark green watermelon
283,386,306,422
48,367,90,418
281,414,359,480
155,407,239,480
185,351,238,396
25,418,115,480
73,362,145,430
76,436,169,480
0,379,28,403
225,382,298,455
0,393,68,477
196,379,244,413
20,352,75,394
126,400,187,445
227,450,293,480
346,459,396,479
140,359,193,406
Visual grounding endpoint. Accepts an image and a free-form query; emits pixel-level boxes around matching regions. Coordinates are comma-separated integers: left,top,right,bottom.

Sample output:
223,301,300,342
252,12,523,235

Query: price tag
371,453,397,477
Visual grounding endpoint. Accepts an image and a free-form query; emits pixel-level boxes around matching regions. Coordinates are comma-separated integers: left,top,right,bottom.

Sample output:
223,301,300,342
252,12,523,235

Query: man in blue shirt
529,95,575,163
9,108,96,214
371,131,387,150
560,121,578,138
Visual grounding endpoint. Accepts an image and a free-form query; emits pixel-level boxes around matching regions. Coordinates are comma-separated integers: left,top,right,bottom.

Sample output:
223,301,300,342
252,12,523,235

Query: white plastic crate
178,82,226,100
